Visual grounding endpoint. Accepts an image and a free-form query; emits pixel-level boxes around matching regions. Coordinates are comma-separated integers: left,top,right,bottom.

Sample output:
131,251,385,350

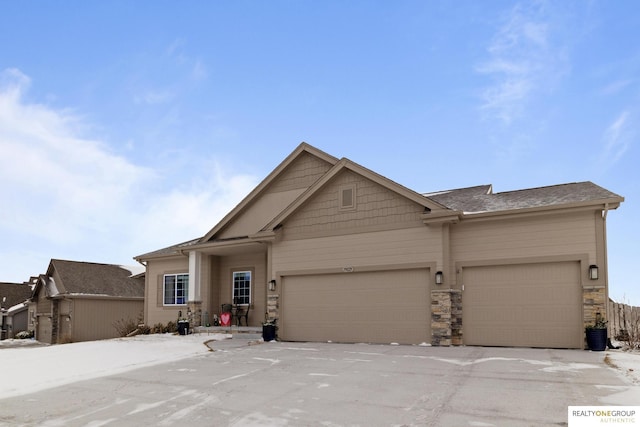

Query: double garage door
463,262,583,349
280,269,430,345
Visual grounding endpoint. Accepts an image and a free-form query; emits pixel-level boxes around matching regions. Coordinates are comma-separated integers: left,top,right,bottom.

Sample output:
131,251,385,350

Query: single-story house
135,143,623,348
29,259,145,344
0,282,33,339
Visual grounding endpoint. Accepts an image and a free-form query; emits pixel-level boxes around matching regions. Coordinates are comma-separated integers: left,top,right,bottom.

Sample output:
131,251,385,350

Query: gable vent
339,184,356,210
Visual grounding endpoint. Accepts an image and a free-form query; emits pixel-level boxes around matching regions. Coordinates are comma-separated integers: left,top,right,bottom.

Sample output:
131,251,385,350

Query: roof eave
460,197,623,221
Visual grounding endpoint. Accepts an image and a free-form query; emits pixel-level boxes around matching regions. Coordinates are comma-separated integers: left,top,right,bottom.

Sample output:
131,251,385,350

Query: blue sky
1,1,638,303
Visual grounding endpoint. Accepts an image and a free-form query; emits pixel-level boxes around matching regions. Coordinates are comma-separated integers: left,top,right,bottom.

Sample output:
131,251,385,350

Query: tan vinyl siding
72,299,144,342
268,151,333,193
36,291,51,314
145,257,189,325
283,170,425,240
217,152,332,240
274,227,441,273
218,188,306,239
451,211,597,265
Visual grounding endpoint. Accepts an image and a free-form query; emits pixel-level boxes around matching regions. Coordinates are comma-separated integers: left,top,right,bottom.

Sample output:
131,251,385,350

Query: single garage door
463,262,582,348
281,268,430,345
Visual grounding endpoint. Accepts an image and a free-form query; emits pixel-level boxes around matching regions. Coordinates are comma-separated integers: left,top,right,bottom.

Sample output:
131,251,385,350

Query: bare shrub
165,321,177,333
113,317,138,337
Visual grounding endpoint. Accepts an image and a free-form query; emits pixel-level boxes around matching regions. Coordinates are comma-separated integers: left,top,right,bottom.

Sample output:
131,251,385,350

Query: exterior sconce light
435,271,444,285
268,280,276,291
589,265,599,280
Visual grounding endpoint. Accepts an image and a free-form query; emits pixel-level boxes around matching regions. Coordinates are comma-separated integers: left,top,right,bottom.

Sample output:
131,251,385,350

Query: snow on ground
0,333,229,400
1,334,640,402
606,349,640,384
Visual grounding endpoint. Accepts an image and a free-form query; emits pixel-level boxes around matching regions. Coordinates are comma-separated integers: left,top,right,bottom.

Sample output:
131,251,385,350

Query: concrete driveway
0,341,635,427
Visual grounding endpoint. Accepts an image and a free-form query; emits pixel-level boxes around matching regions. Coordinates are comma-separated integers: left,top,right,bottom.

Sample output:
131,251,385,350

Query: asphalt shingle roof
50,260,145,298
426,181,622,214
0,282,33,309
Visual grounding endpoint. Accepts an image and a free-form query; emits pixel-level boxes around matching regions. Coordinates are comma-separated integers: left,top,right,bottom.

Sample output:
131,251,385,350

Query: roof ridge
492,181,592,195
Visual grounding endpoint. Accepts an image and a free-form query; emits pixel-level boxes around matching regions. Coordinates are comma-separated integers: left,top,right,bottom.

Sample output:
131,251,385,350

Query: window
164,273,188,305
233,271,251,305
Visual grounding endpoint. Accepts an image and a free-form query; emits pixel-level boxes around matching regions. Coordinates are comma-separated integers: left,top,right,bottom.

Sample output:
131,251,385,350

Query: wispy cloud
601,111,633,166
130,39,208,106
477,1,569,125
0,69,256,279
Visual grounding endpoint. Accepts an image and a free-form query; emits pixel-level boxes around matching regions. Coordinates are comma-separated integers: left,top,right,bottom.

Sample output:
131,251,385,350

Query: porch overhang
180,238,267,257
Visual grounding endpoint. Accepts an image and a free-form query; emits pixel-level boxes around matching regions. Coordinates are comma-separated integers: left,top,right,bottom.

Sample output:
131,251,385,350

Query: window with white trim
164,273,189,305
232,271,251,305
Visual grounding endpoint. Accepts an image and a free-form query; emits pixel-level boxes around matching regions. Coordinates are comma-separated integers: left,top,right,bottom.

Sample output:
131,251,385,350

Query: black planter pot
262,324,276,341
585,328,607,351
178,321,189,336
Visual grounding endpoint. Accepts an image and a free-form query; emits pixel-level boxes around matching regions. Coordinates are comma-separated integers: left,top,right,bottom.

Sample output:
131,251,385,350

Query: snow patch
0,333,227,399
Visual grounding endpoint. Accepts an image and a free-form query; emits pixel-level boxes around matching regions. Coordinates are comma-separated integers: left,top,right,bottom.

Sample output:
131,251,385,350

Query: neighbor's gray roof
426,181,623,214
0,282,33,308
49,259,145,298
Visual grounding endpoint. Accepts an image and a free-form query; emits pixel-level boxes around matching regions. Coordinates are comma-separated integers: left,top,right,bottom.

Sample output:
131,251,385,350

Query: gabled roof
427,182,623,214
200,142,338,242
134,143,624,261
263,158,453,231
35,259,145,299
0,282,33,309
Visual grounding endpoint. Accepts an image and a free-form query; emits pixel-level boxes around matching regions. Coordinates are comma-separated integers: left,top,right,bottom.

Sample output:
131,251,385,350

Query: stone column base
431,289,462,346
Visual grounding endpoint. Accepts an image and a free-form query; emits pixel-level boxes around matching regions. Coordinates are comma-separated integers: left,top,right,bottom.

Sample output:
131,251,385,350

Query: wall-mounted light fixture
268,280,276,291
435,271,444,285
589,265,599,280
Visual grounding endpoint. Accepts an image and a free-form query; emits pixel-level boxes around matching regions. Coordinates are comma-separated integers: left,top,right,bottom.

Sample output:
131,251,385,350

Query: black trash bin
177,321,190,335
262,324,276,341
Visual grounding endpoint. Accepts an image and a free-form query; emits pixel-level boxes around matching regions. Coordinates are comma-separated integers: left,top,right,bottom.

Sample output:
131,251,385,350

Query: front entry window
233,271,251,305
164,273,189,305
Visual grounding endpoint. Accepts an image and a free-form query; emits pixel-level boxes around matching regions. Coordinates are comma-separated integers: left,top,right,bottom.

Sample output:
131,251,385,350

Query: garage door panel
464,262,582,349
282,269,430,345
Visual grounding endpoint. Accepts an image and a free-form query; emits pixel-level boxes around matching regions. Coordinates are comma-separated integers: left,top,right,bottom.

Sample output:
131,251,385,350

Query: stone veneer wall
187,302,202,327
431,290,462,346
583,286,607,328
267,294,279,323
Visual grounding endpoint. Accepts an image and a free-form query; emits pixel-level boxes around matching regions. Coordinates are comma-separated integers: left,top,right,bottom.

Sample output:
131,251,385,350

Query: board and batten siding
72,298,144,342
450,211,598,265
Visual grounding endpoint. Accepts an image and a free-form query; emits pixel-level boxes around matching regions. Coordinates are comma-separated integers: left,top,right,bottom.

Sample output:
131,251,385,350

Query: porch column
188,251,203,326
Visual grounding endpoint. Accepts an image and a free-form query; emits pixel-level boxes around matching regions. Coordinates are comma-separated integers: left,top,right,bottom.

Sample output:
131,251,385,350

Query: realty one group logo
569,407,638,426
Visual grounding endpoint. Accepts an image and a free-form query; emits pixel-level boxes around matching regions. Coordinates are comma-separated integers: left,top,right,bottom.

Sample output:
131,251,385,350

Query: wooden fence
608,298,640,339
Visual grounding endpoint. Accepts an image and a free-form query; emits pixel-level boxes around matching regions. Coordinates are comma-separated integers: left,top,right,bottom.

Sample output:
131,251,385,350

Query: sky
0,1,638,303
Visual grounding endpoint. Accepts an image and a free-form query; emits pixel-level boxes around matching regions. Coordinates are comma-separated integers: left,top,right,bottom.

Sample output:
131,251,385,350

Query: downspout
602,203,610,322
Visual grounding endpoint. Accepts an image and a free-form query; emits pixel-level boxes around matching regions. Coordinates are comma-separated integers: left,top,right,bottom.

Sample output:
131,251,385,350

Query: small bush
15,330,34,339
165,321,177,333
151,323,165,334
138,324,151,335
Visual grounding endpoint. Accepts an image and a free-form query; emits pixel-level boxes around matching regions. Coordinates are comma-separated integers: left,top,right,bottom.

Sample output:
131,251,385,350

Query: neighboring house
0,282,33,339
29,259,145,344
135,143,624,348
